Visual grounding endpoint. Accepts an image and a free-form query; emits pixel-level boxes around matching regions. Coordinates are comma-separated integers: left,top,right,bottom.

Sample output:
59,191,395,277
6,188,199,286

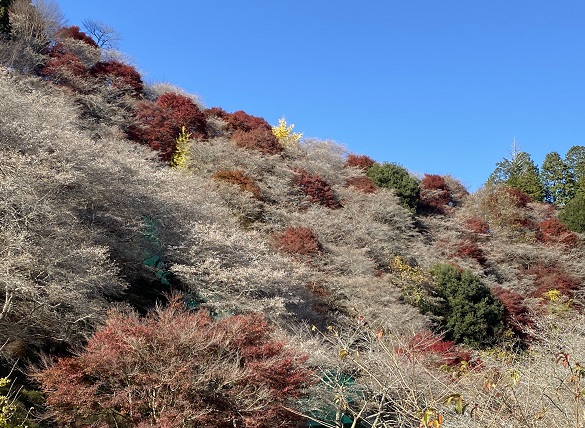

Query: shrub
429,264,505,347
231,127,283,155
345,154,375,170
212,169,261,199
418,174,452,214
503,186,532,208
33,294,311,428
398,330,472,368
212,109,271,132
128,93,207,161
271,226,322,255
492,286,533,340
89,60,143,95
55,25,97,47
346,176,377,193
527,263,580,299
463,217,490,234
39,51,87,82
474,185,537,237
559,192,585,232
294,168,342,209
454,240,487,266
366,162,420,212
537,217,578,246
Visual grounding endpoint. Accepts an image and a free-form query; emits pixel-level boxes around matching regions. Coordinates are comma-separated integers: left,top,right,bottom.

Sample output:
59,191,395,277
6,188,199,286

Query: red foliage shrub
56,26,98,47
89,60,144,95
272,226,322,255
156,93,205,130
128,93,207,161
503,187,532,208
397,331,472,368
418,174,452,214
226,110,272,132
39,52,88,80
464,217,490,234
305,282,332,298
422,174,448,191
527,263,580,299
231,127,283,155
345,154,375,170
206,106,228,119
294,168,342,209
537,217,579,247
33,294,311,428
212,169,261,199
346,176,377,193
454,240,487,266
492,286,534,340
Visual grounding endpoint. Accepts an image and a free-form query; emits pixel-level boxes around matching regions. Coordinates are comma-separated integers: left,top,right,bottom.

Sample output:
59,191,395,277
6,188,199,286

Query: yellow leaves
544,289,562,302
338,349,349,360
272,117,302,149
419,408,442,428
391,255,428,284
170,126,191,169
445,393,468,415
0,376,26,428
509,369,521,386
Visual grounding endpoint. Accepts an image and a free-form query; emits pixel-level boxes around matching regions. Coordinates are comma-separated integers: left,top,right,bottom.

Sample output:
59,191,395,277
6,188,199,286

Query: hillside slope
1,18,585,428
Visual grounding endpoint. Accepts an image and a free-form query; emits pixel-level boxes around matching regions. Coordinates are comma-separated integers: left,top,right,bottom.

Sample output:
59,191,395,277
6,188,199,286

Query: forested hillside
1,2,585,427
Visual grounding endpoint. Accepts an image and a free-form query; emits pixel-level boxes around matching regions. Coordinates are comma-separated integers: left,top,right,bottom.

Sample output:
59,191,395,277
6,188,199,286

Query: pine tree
565,145,585,192
488,150,544,202
541,151,574,207
559,192,585,233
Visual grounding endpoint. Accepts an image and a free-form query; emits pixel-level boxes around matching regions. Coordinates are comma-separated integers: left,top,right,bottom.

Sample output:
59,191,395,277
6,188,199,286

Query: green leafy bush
366,162,420,212
559,192,585,232
429,264,505,347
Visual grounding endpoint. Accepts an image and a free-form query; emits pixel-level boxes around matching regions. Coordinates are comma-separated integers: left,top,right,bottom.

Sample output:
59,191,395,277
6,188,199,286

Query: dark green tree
488,151,544,202
0,0,12,38
541,151,575,207
429,264,505,348
366,162,420,212
565,145,585,192
559,192,585,233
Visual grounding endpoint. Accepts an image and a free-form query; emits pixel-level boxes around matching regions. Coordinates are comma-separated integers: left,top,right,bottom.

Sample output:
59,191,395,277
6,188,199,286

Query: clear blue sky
55,0,585,191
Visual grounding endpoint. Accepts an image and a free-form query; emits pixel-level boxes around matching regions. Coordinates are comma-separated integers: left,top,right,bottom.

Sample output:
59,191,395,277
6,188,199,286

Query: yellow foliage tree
272,117,302,149
169,126,191,169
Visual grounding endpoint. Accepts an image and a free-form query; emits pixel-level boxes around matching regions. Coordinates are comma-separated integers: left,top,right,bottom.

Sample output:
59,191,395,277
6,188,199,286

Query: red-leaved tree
33,295,312,428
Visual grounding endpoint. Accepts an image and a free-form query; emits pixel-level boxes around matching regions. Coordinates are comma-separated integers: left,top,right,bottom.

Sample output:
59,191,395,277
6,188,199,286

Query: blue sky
55,0,585,191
